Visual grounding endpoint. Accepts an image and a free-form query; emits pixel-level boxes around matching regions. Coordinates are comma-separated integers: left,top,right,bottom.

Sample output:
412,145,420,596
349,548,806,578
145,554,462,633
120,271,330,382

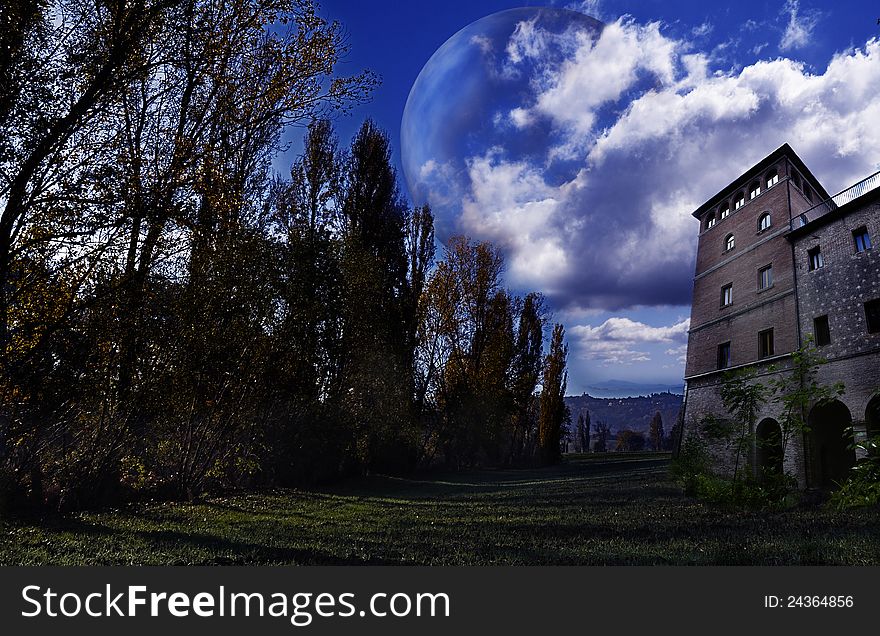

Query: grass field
2,454,879,565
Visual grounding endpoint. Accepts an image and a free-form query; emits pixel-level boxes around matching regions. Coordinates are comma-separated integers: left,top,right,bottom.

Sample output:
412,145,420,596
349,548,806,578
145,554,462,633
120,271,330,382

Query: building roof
691,143,832,219
787,171,880,239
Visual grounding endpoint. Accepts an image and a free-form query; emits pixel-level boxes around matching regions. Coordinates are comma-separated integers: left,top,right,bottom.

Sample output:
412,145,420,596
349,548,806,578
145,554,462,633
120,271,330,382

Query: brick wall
687,169,799,378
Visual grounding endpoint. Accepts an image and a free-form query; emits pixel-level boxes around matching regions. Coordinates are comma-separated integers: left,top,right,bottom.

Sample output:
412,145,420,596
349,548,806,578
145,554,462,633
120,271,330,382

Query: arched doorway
866,395,880,439
808,400,855,487
755,418,783,482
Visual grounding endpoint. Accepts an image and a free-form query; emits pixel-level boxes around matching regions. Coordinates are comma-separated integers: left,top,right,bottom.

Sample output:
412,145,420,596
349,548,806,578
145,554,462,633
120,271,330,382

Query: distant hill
564,392,683,436
580,380,684,398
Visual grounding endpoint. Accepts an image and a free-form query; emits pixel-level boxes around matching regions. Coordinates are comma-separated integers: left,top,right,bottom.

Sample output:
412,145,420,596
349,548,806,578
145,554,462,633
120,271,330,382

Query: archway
755,418,783,482
866,394,880,439
808,400,855,487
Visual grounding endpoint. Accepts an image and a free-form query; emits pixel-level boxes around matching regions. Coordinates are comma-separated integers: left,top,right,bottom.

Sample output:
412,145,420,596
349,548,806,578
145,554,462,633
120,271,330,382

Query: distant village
563,392,683,453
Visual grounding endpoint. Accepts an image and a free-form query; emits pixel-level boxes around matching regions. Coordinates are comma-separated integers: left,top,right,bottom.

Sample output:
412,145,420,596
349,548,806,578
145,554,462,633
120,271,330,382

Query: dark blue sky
312,0,877,175
292,1,880,394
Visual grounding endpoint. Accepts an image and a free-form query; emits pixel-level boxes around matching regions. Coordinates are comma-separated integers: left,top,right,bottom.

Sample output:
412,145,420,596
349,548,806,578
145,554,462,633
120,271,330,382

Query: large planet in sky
400,8,604,240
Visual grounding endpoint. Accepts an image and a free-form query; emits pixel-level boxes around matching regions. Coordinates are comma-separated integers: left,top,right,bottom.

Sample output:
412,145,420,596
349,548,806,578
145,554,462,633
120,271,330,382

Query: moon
400,8,604,238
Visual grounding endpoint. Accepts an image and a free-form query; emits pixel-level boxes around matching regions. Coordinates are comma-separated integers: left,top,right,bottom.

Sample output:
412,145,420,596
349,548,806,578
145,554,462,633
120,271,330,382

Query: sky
294,0,880,395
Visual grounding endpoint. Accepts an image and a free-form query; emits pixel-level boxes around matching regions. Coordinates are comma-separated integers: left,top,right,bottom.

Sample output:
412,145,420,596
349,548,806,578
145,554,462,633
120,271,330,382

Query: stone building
681,143,880,487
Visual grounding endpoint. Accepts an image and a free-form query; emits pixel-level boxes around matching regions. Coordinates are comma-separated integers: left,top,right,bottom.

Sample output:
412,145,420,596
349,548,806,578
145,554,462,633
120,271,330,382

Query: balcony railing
790,169,880,230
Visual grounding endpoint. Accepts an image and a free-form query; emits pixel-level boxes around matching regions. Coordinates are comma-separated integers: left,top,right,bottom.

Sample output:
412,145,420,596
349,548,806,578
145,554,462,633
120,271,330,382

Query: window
766,170,779,189
724,234,735,252
808,246,824,271
854,226,872,253
758,212,771,232
804,187,813,202
814,315,831,347
749,181,761,200
792,172,802,189
794,214,807,229
759,264,773,290
705,213,716,230
719,203,730,219
717,342,731,369
721,283,733,307
759,329,774,358
734,193,745,210
866,299,880,334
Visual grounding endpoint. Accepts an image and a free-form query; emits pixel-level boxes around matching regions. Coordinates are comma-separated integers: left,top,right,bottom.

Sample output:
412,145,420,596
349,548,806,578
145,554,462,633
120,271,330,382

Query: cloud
526,19,679,149
779,0,820,51
567,1,604,20
450,17,880,311
665,344,688,364
506,17,550,66
570,317,690,364
573,317,690,344
692,22,713,38
460,150,570,287
470,35,494,55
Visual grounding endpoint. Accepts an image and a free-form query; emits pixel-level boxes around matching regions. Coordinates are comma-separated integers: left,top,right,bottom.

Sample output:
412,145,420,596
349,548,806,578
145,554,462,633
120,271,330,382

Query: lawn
2,454,878,565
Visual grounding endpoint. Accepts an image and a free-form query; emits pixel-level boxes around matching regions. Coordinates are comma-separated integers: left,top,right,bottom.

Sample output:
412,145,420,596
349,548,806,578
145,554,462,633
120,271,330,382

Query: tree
616,429,646,452
0,1,379,506
664,410,683,452
423,236,507,467
593,420,611,453
576,411,591,453
649,411,665,451
338,119,437,473
509,293,545,462
770,338,844,461
715,368,770,481
538,324,568,466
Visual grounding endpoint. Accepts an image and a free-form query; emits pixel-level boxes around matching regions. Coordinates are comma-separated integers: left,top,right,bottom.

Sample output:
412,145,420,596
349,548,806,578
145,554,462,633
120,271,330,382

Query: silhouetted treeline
0,0,567,511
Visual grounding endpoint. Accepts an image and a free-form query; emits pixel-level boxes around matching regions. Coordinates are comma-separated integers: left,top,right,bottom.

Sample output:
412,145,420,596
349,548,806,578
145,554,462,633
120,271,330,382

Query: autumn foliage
0,1,568,510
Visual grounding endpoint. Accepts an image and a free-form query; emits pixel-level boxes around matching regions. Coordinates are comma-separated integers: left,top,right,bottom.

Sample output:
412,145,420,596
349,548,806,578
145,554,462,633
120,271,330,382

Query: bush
670,435,710,495
829,438,880,510
671,433,798,509
688,473,797,510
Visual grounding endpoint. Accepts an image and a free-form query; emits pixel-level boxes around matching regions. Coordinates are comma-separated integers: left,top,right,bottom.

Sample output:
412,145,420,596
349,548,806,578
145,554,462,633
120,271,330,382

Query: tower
682,144,832,485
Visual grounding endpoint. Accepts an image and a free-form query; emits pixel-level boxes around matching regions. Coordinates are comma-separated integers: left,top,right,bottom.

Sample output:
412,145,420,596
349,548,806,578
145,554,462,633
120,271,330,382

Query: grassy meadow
2,454,878,565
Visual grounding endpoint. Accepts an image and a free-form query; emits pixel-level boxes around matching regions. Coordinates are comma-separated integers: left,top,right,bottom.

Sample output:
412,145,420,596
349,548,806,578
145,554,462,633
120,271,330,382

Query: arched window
705,212,716,230
804,187,813,202
725,234,735,251
758,212,771,232
719,203,730,219
734,192,745,210
766,169,779,189
792,172,802,189
749,180,761,200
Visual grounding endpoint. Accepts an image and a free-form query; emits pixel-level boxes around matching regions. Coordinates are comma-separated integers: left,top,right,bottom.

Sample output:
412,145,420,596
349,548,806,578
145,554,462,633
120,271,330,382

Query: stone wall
682,358,807,486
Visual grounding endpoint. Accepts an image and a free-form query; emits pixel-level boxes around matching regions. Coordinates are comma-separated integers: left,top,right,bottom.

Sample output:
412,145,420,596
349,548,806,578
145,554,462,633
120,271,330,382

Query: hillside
564,392,683,436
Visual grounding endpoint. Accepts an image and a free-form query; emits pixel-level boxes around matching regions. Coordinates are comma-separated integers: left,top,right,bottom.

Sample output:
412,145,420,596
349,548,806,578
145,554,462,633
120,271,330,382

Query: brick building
681,143,880,487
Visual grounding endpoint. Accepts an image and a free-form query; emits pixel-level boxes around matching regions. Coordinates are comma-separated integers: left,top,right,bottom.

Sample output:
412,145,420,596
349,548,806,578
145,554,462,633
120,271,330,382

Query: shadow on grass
5,454,880,566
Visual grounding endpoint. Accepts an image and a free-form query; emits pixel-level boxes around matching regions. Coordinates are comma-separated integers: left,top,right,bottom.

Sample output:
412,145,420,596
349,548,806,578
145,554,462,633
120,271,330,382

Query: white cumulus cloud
570,317,690,364
452,16,880,312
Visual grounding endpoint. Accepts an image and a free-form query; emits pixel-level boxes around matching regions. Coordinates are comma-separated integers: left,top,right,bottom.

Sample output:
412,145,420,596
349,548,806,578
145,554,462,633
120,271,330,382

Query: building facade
682,143,880,487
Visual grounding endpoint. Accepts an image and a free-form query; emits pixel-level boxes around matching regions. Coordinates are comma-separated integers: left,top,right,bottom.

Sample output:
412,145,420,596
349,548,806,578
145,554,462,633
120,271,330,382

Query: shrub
829,437,880,510
670,435,710,495
672,433,798,509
